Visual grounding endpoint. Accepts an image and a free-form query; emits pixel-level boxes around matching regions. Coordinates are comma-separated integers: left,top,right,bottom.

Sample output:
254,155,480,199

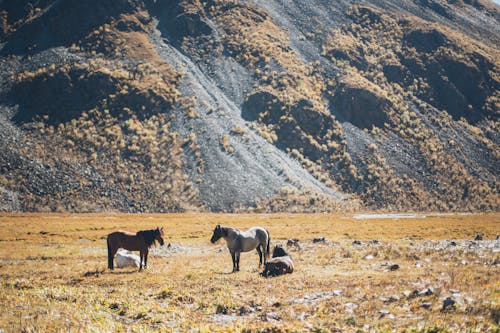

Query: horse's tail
266,229,271,259
107,235,114,270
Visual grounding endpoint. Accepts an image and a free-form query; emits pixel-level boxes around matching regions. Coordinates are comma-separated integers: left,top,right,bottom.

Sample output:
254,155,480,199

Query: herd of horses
106,225,294,277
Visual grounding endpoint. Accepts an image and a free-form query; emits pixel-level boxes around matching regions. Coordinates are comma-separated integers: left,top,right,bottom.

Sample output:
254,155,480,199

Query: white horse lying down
210,224,270,272
115,250,140,268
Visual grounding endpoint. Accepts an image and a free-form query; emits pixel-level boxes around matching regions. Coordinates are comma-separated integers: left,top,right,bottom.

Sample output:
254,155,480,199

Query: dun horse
107,227,164,270
210,224,270,272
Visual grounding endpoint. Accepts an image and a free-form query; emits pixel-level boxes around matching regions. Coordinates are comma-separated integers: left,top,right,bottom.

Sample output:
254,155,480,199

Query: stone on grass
442,297,456,311
419,287,435,296
389,263,400,271
313,237,326,243
422,302,432,309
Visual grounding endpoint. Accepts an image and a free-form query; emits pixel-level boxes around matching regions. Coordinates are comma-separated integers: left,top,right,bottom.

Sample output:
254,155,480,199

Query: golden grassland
0,213,498,332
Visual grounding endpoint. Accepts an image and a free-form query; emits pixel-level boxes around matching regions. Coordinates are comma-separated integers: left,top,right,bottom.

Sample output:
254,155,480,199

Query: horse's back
107,230,142,251
238,227,268,251
247,226,267,236
248,227,269,243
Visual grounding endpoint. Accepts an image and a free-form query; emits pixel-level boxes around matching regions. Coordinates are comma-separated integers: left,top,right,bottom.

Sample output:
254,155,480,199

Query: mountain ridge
0,0,498,212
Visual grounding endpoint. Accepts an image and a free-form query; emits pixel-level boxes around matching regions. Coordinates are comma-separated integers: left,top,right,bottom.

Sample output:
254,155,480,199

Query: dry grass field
0,213,498,332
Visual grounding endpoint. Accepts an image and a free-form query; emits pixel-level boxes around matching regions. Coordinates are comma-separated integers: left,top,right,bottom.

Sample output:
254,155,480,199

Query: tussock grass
0,213,498,332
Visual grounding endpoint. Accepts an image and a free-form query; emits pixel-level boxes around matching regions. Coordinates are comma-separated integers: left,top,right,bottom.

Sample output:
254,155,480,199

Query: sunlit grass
0,213,498,332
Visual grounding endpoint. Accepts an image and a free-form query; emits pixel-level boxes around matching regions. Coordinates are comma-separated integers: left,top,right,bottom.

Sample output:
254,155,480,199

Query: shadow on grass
107,270,139,275
83,267,139,277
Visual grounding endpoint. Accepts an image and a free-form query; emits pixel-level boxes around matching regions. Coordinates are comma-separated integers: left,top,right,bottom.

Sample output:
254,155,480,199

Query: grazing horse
210,224,270,272
261,244,294,277
107,227,164,271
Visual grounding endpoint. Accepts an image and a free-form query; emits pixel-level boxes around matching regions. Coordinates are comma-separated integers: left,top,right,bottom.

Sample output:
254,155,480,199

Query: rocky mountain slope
0,0,498,212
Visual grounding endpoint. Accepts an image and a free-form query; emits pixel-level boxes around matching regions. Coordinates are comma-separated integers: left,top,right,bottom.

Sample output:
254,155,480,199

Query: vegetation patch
0,213,498,332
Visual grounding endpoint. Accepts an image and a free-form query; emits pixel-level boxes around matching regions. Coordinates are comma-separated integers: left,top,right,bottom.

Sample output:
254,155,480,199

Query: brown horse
107,227,164,270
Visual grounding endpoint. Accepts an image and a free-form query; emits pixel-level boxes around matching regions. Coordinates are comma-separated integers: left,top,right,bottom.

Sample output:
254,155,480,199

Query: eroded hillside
0,0,498,212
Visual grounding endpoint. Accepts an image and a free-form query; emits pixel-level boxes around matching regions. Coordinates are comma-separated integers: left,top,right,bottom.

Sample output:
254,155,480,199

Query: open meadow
0,213,498,332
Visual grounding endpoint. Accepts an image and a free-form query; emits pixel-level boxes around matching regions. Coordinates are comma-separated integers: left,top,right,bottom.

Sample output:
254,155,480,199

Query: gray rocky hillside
0,0,498,212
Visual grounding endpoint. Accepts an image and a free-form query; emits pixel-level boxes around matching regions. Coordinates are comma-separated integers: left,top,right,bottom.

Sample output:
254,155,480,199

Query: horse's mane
272,245,289,258
138,229,157,247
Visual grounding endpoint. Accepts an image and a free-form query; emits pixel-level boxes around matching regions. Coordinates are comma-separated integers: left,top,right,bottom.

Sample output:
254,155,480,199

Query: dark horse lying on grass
210,224,270,272
261,244,294,277
107,227,164,270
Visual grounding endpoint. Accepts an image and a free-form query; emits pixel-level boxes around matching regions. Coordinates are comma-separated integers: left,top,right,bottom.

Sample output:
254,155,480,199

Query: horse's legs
256,246,263,266
143,248,149,269
107,237,113,270
263,244,267,265
230,251,237,272
139,250,145,271
108,246,117,270
235,252,240,271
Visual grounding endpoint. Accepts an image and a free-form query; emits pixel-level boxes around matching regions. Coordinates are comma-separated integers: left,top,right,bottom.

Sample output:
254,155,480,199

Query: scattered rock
442,297,456,311
344,302,358,314
332,290,343,296
389,264,400,271
419,287,435,296
474,234,483,241
410,287,435,298
292,290,342,304
378,309,390,318
422,302,432,309
215,304,229,315
286,238,301,249
388,295,400,303
313,237,326,243
363,254,374,260
264,311,280,321
352,240,362,245
211,313,238,323
450,241,457,246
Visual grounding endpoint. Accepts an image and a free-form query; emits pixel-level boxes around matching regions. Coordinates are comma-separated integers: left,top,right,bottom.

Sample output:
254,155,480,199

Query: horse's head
272,244,288,258
210,224,226,243
155,227,165,246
